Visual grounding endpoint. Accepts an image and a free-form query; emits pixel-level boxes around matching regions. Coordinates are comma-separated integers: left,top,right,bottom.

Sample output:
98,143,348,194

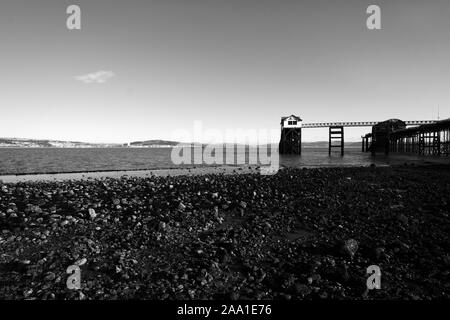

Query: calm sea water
0,147,442,176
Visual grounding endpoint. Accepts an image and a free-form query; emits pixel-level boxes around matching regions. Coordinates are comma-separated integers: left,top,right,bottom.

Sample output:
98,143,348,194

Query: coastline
0,160,446,184
0,165,260,184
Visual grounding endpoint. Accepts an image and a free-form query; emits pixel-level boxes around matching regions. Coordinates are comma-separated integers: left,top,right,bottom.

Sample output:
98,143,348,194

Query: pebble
88,208,97,220
397,214,409,225
44,272,56,282
342,239,359,259
295,283,312,296
0,166,448,300
375,247,386,261
75,258,87,266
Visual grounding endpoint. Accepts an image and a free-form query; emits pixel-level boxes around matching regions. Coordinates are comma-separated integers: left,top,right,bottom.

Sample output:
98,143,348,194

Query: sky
0,0,449,143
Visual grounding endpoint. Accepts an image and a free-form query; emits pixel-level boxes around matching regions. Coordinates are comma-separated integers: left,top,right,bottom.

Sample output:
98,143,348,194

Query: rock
375,247,386,261
337,264,350,283
394,240,410,253
443,255,450,267
342,239,359,259
28,205,43,214
44,272,56,282
229,292,240,300
294,283,312,296
397,214,409,225
23,289,33,298
159,222,167,231
307,274,321,284
0,166,448,300
178,202,186,211
75,258,87,266
88,208,97,220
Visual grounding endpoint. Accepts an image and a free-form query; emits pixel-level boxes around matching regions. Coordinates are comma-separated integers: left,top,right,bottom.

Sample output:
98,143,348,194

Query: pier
389,119,450,156
279,115,448,156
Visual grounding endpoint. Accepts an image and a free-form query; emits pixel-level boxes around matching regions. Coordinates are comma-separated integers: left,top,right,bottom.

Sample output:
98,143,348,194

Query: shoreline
0,163,393,184
1,160,449,184
0,165,259,184
2,147,450,183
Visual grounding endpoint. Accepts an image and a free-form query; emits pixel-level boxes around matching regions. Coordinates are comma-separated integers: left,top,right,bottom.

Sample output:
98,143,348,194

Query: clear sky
0,0,449,143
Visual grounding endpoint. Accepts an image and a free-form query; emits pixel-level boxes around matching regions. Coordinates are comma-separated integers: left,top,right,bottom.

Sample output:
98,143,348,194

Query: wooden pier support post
433,131,441,156
329,126,344,156
279,127,302,155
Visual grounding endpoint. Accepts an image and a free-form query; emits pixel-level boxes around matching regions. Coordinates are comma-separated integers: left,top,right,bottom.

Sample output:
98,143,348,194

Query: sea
0,147,444,177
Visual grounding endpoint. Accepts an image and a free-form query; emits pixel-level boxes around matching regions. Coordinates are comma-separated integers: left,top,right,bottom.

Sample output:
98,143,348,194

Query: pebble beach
0,164,449,300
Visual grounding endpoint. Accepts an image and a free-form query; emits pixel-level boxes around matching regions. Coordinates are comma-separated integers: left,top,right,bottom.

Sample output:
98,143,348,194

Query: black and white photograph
0,0,449,315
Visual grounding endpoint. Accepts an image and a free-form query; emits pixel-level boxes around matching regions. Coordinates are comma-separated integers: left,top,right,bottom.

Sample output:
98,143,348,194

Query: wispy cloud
75,70,115,84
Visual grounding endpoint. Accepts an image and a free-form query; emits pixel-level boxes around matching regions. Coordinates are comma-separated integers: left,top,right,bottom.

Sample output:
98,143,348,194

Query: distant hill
0,137,362,148
0,138,119,148
129,140,180,147
301,141,361,148
130,141,362,148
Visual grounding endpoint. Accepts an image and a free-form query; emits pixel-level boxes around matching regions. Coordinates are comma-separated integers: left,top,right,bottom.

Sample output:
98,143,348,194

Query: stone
375,247,386,261
75,258,87,266
294,283,312,296
159,222,167,231
397,214,409,225
88,208,97,220
342,239,359,259
178,202,186,211
44,272,56,282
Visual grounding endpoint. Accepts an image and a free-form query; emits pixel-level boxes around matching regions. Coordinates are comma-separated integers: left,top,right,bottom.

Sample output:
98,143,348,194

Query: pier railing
303,120,435,128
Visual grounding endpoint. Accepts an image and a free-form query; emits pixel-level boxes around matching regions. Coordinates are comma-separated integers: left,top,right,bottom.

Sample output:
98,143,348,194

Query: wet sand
2,153,449,184
0,165,261,184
